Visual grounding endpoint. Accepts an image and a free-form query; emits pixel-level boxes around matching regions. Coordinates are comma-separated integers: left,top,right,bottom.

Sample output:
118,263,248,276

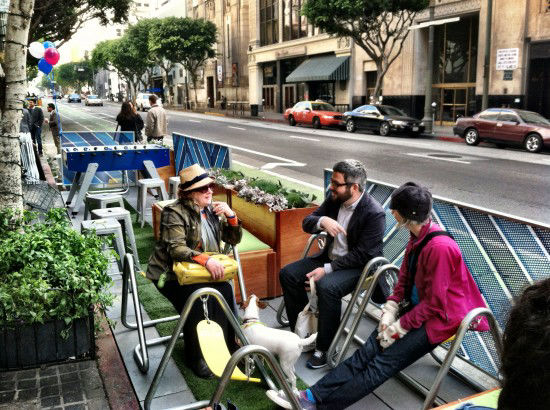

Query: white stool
84,193,125,220
168,176,180,200
137,178,168,228
91,207,139,267
81,218,125,273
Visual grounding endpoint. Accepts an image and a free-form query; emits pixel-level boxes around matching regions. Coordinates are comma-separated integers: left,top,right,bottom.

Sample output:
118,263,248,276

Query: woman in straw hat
147,164,242,378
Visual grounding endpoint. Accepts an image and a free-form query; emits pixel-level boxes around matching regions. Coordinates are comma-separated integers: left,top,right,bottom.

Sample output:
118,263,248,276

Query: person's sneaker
306,349,328,369
266,389,317,410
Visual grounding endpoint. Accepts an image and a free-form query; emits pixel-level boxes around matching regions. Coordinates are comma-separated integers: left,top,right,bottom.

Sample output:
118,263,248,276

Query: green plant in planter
211,168,316,211
0,208,114,328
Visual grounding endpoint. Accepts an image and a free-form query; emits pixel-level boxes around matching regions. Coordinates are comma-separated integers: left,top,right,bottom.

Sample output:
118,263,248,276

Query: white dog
240,294,317,393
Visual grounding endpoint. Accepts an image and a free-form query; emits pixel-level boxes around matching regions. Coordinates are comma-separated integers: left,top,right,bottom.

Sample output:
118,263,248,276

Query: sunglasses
193,183,216,193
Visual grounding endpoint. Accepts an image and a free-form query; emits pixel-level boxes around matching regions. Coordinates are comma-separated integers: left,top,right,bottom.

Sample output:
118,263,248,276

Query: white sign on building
0,0,9,13
496,48,519,71
217,64,223,82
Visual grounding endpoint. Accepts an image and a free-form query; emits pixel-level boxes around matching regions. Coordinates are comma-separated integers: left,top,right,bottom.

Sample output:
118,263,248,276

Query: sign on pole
496,48,519,71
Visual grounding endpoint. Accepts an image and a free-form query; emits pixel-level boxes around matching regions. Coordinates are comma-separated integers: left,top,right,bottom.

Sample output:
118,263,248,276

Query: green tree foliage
52,60,94,92
302,0,428,98
29,0,132,46
124,18,160,91
149,17,217,105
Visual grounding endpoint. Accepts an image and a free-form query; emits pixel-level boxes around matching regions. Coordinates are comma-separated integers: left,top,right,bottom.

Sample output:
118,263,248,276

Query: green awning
285,55,350,83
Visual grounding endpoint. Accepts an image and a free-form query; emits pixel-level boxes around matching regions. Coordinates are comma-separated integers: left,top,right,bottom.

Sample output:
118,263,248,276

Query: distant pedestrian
46,103,61,154
116,101,144,142
28,99,44,155
19,102,32,134
145,94,167,144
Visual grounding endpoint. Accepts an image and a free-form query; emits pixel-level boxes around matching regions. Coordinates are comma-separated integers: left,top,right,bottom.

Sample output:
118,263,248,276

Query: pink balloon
44,48,60,65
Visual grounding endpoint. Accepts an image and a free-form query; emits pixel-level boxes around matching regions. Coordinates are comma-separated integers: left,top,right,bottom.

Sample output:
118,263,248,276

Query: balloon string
48,71,63,135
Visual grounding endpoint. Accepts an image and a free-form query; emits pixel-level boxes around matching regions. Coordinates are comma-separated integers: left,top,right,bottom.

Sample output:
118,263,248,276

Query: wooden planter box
0,309,95,370
230,192,318,297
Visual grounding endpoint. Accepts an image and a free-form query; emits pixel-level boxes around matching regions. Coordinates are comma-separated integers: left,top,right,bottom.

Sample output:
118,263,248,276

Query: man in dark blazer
279,159,385,369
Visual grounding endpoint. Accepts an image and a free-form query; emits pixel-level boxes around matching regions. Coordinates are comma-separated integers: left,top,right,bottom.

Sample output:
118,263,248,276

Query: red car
453,108,550,153
284,101,344,129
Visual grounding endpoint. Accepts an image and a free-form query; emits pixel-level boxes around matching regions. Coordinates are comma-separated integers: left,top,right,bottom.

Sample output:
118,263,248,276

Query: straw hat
179,164,214,192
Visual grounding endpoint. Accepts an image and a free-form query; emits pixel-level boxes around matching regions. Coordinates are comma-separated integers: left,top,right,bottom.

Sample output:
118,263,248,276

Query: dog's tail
298,332,317,347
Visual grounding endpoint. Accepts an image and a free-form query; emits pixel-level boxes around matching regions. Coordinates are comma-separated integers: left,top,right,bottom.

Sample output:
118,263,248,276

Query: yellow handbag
173,253,238,286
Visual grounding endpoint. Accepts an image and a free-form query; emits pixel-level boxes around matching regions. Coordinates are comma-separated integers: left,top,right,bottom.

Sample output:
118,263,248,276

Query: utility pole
421,5,435,133
481,0,493,110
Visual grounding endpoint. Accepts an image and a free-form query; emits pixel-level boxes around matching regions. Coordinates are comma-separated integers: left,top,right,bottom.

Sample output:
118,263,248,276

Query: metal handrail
156,345,301,410
143,288,277,410
327,258,391,368
397,307,503,409
276,232,327,327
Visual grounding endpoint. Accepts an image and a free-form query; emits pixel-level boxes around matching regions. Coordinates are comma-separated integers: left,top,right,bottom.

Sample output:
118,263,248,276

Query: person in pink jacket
272,181,489,410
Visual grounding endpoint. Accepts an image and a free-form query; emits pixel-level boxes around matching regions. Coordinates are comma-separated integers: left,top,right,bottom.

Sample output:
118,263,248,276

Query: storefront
527,41,550,120
431,14,479,124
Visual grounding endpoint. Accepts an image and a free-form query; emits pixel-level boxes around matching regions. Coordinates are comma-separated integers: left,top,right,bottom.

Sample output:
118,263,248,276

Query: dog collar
241,319,265,329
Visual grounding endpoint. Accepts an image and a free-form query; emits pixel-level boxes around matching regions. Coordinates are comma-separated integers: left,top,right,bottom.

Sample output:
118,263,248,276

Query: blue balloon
38,58,53,74
43,41,55,49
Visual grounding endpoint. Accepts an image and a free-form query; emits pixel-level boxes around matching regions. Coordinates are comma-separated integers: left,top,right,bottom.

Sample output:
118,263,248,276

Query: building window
365,71,379,101
546,0,550,12
116,28,122,37
283,0,307,41
260,0,279,46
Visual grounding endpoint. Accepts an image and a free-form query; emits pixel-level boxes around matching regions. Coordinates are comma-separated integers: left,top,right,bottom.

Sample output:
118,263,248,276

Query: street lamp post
421,5,435,134
431,102,437,135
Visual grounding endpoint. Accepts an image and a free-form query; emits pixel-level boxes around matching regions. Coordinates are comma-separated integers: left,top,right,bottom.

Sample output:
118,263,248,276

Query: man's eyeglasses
194,183,216,193
330,180,355,188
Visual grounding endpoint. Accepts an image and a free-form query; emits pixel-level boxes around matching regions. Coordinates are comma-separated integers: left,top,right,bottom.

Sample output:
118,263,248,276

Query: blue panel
172,133,230,174
369,184,393,207
383,227,409,264
460,332,499,376
433,201,510,329
496,219,550,282
384,208,397,237
63,146,170,172
533,227,550,254
114,131,134,144
461,208,530,296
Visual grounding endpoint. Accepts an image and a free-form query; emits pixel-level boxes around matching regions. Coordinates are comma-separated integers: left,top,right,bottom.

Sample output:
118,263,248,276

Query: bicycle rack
327,257,392,368
143,288,279,410
145,344,301,410
121,245,248,373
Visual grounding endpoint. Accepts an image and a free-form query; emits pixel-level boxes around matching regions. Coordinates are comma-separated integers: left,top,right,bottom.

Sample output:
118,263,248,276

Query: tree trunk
0,0,35,210
192,76,198,107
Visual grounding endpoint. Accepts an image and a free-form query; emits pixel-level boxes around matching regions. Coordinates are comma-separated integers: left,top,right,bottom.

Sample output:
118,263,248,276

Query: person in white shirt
279,159,385,369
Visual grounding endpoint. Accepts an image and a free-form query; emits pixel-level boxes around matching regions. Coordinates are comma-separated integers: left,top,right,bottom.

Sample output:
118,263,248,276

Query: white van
135,93,163,111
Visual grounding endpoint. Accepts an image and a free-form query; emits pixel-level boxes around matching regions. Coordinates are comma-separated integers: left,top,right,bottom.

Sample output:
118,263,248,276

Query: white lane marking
180,132,305,168
406,152,471,164
261,162,305,170
289,135,320,142
189,119,201,123
228,126,246,130
233,160,323,191
59,104,117,125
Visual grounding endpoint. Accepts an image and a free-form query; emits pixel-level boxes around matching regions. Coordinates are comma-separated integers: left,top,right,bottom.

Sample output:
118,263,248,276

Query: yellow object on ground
197,320,261,383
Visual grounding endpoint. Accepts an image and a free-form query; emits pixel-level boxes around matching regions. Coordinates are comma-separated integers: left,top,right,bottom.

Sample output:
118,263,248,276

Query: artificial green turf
128,207,307,409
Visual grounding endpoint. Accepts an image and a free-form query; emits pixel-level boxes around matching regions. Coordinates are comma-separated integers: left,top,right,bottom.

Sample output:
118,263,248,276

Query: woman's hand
212,201,235,218
378,300,399,332
205,257,225,280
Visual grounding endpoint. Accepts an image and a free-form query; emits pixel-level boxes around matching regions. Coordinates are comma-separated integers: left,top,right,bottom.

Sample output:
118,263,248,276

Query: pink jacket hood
387,221,489,344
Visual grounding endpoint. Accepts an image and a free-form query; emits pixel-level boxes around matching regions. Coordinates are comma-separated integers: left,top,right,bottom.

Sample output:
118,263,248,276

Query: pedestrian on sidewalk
19,101,32,134
145,94,167,144
45,103,61,154
272,182,489,410
116,101,144,142
28,99,44,155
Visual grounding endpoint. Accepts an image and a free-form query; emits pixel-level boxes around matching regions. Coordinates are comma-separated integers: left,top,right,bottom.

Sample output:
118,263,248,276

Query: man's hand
320,217,346,237
212,201,235,218
306,267,326,283
205,258,225,280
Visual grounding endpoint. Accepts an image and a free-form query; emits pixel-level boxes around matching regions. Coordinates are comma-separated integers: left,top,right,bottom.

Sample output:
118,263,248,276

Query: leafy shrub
0,208,114,327
210,168,316,211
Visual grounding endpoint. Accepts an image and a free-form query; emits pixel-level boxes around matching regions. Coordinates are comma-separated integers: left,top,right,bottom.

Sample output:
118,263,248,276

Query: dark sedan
343,104,424,137
67,93,81,103
453,108,550,153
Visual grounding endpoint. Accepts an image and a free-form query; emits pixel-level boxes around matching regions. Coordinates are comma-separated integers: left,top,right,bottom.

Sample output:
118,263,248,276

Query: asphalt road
55,100,550,224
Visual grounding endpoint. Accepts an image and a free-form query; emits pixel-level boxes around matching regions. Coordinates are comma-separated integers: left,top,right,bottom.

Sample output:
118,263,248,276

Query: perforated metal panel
369,184,393,208
496,219,549,282
461,208,530,296
383,227,409,263
173,133,231,173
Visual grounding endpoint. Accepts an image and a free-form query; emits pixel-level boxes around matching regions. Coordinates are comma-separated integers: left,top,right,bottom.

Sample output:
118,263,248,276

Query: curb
96,317,140,409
